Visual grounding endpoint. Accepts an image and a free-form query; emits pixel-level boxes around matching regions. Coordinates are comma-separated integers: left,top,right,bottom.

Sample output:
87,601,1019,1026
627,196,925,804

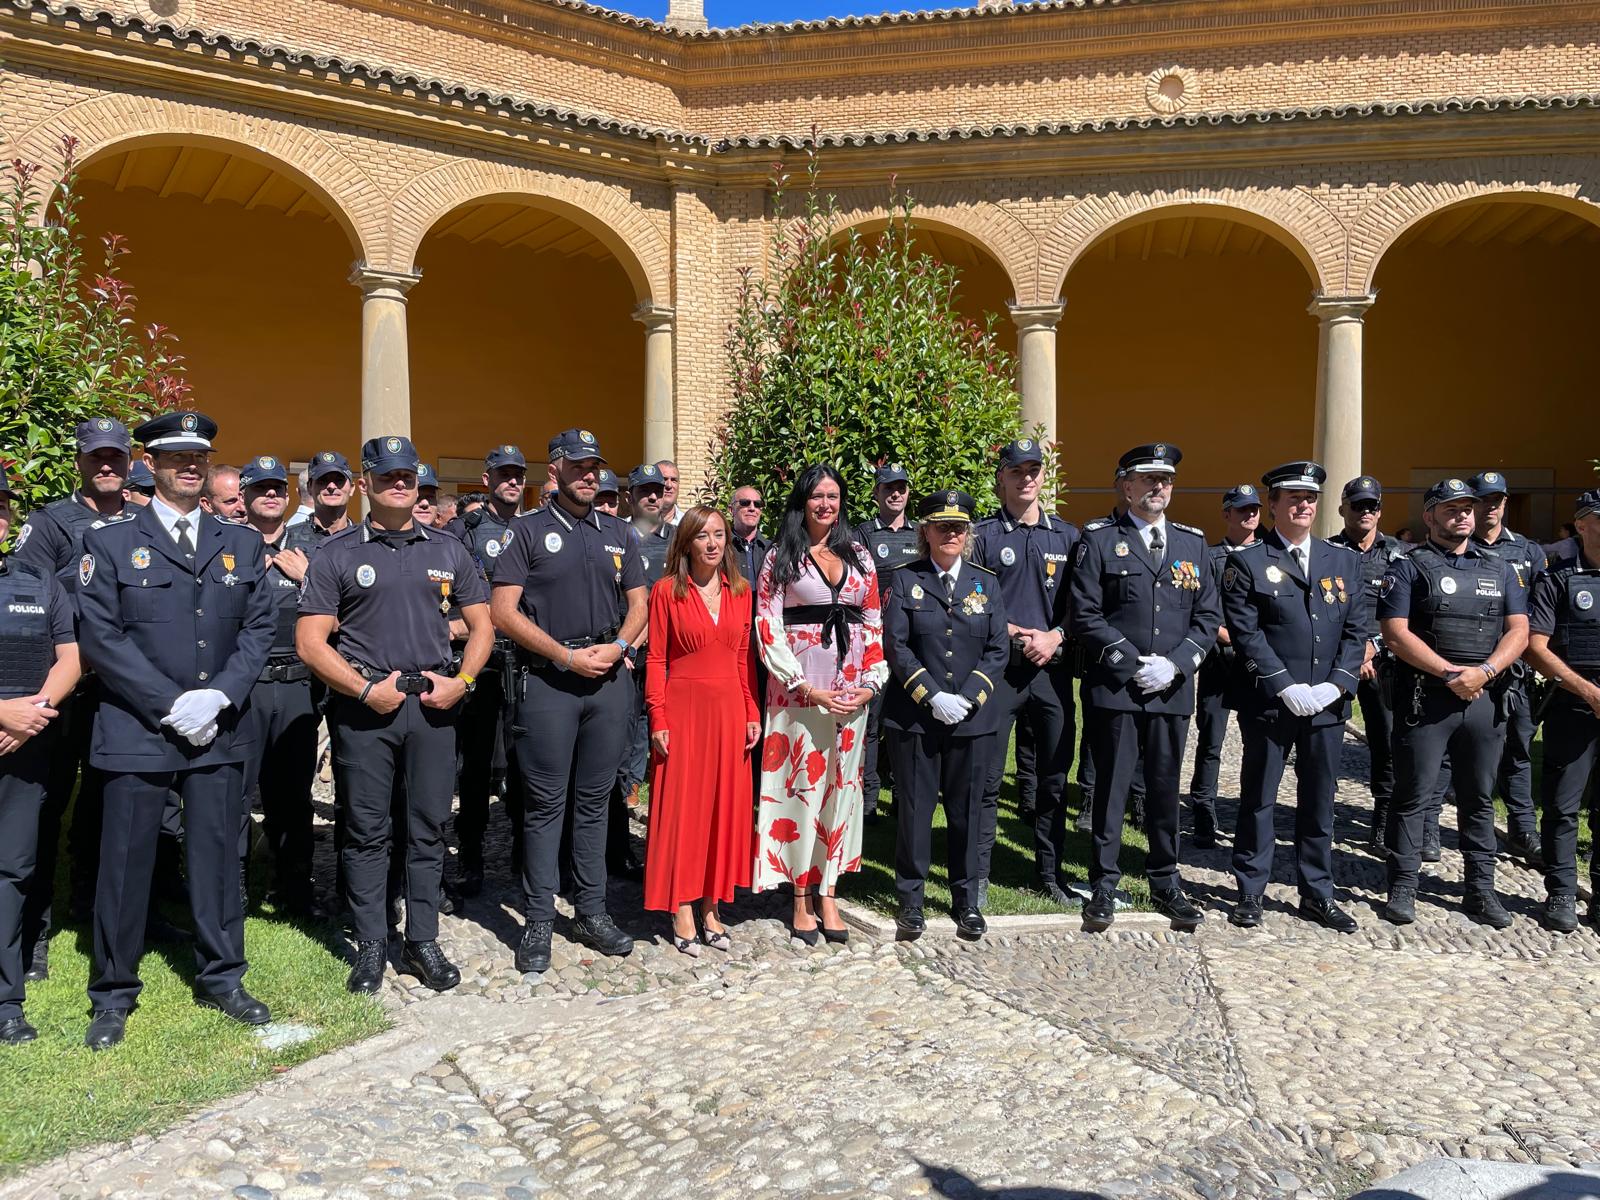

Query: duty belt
516,627,619,671
259,656,311,684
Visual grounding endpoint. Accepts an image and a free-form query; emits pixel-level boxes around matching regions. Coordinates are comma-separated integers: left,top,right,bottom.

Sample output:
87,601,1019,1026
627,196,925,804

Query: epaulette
969,561,998,576
1171,521,1205,538
1235,539,1267,553
1082,518,1114,532
88,512,135,529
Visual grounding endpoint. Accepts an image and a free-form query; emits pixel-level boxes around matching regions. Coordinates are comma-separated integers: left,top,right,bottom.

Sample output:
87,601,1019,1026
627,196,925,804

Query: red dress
643,575,759,911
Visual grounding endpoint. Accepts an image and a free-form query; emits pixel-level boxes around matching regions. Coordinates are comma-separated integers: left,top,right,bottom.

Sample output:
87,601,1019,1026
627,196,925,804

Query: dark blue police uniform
855,463,920,821
299,438,488,963
971,439,1079,896
0,481,76,1042
1221,464,1366,925
493,430,645,970
881,491,1007,938
76,412,276,1037
616,465,675,814
1379,478,1528,923
1069,444,1219,927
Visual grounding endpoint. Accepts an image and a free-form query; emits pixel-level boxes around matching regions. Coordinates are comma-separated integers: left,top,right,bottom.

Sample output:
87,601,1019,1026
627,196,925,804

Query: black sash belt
784,604,865,667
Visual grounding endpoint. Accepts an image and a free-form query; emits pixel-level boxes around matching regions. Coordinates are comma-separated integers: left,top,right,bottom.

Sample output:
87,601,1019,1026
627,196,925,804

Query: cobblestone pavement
8,726,1600,1200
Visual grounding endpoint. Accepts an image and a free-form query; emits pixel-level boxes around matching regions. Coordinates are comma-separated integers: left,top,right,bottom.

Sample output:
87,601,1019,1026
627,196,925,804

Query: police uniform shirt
12,491,130,587
881,557,1008,736
1474,528,1547,588
855,516,919,575
299,520,487,674
283,515,349,559
1378,542,1528,627
261,528,308,656
1528,548,1600,668
492,502,645,643
971,508,1079,633
1328,530,1410,644
634,523,671,589
0,557,75,697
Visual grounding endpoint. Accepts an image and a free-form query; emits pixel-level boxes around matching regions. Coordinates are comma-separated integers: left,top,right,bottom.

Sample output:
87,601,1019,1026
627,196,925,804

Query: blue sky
609,0,905,26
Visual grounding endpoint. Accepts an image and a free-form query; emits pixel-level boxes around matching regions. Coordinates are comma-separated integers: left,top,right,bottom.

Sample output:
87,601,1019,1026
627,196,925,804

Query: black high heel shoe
819,894,849,943
791,889,821,946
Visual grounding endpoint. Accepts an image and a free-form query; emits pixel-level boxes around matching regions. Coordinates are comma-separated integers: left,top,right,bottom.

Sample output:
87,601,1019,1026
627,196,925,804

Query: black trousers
1498,677,1536,838
1539,697,1600,896
331,695,458,942
0,734,50,1021
1233,713,1341,899
1014,716,1037,813
982,662,1074,884
455,664,511,857
1078,708,1145,807
511,667,632,922
1355,672,1395,805
1088,708,1187,890
1188,661,1231,812
861,688,895,816
244,677,318,897
889,728,992,911
1387,688,1506,892
91,762,247,1010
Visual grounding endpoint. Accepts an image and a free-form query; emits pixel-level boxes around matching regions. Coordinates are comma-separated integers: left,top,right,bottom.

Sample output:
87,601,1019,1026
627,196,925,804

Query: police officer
972,438,1079,906
297,435,493,993
124,460,156,505
239,455,320,916
882,490,1007,940
77,411,278,1050
1379,477,1529,927
1070,443,1219,932
856,464,919,824
491,430,647,974
298,451,357,546
1522,490,1600,932
594,469,622,516
1222,463,1365,932
1187,483,1261,849
1468,470,1548,867
414,463,443,527
12,417,134,967
1328,476,1411,849
444,445,527,897
611,465,674,836
0,467,81,1045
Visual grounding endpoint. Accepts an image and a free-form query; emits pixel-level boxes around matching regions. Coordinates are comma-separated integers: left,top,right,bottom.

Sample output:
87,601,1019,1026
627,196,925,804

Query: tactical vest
637,526,670,588
1409,546,1504,662
264,553,302,654
1476,530,1536,583
0,562,55,698
462,509,515,581
1558,571,1600,669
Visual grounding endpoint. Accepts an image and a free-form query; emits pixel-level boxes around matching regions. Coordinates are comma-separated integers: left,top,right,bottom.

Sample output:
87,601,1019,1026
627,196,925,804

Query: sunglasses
1349,501,1381,514
735,499,763,508
929,521,968,536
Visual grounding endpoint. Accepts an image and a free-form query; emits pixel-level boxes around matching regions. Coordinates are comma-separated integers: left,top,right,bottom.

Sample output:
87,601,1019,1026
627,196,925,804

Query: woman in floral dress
753,464,889,942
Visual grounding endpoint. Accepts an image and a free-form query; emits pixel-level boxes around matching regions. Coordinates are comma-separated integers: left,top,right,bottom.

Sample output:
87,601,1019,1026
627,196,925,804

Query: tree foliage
0,135,188,517
708,149,1035,516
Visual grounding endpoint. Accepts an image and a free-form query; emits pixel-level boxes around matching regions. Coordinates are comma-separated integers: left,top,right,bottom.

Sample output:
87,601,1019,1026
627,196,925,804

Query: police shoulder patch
78,553,95,586
11,523,32,551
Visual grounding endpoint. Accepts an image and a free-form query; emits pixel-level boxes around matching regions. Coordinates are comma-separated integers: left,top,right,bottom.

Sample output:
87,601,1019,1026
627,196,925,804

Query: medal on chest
439,578,451,615
1335,575,1348,603
221,552,238,587
1320,577,1335,604
961,583,988,615
1045,559,1056,589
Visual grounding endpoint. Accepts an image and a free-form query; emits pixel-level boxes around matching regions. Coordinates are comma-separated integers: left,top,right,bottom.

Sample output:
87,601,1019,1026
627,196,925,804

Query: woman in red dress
644,505,762,954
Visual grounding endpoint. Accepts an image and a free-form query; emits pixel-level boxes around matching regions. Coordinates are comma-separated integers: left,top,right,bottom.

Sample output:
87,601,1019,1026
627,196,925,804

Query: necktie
173,516,195,558
1148,526,1164,570
943,572,955,603
1292,546,1306,578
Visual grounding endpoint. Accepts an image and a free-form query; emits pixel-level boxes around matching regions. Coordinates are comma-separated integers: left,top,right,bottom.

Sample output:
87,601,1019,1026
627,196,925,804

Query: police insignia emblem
642,465,656,476
545,532,563,553
1447,478,1465,490
1000,546,1017,566
131,546,151,570
79,554,95,586
1360,479,1371,489
1439,575,1458,595
12,525,31,552
579,430,595,443
503,445,517,455
1115,542,1130,558
1578,590,1595,611
356,564,376,588
877,544,888,558
1266,565,1284,583
1486,472,1499,484
320,452,335,462
1154,443,1166,457
258,456,275,469
96,418,113,431
1240,484,1254,495
1223,566,1238,590
385,437,402,454
485,539,502,558
181,414,197,432
1018,439,1033,451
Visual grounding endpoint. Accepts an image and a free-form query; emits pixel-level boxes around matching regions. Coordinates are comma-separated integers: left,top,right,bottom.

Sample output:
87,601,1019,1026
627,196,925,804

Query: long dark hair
665,505,748,599
769,464,865,588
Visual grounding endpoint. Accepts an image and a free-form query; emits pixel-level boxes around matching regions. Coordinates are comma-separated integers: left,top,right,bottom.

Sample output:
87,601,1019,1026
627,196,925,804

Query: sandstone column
1309,294,1376,536
350,265,421,443
633,302,676,465
1008,301,1065,444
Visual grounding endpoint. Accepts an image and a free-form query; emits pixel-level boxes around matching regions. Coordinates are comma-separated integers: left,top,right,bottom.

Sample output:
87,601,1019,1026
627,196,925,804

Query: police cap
308,451,353,483
126,460,156,493
1117,443,1182,478
361,434,420,475
486,445,526,471
1467,470,1510,499
997,438,1044,469
627,463,663,490
76,417,132,454
1221,483,1261,510
548,429,606,464
134,410,217,453
1262,461,1327,493
916,489,976,524
1423,477,1476,510
596,468,621,497
1575,489,1600,520
239,455,288,487
875,463,911,486
417,463,440,489
1341,476,1382,504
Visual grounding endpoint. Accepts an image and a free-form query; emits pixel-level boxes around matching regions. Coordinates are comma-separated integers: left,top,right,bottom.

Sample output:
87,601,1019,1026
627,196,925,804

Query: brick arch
17,93,381,260
1042,180,1342,298
823,192,1037,302
389,160,670,303
1350,162,1600,293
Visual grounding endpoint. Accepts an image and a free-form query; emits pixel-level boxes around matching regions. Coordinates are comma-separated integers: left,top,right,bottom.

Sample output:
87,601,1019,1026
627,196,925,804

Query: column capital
349,263,422,298
1007,300,1065,331
632,301,675,331
1308,292,1375,323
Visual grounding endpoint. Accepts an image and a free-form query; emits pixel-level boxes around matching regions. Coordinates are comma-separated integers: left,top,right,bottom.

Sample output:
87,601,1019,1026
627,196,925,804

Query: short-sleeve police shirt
1528,551,1599,639
1377,542,1527,625
493,503,645,643
299,520,487,673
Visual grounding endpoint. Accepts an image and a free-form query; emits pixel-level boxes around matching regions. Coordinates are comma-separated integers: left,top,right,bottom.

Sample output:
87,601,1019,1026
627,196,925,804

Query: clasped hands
1133,655,1177,694
929,692,973,726
1279,681,1342,717
161,688,229,747
0,694,57,756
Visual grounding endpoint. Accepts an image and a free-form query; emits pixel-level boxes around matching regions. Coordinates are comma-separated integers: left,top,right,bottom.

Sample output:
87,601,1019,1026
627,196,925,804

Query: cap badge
579,430,595,444
1486,472,1499,483
257,456,275,469
181,414,198,432
96,418,113,432
320,452,335,462
947,492,958,505
1240,484,1254,495
385,437,402,454
1447,478,1464,490
1154,443,1166,457
642,465,656,476
1018,439,1033,451
131,547,150,570
503,445,517,455
891,463,902,472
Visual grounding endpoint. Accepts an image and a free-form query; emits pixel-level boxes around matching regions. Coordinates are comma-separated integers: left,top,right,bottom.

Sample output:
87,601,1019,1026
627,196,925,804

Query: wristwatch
458,671,477,696
613,637,630,655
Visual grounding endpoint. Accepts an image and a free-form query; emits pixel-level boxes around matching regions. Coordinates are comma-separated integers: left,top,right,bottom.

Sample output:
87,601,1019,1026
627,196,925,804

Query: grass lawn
852,686,1156,917
0,883,388,1176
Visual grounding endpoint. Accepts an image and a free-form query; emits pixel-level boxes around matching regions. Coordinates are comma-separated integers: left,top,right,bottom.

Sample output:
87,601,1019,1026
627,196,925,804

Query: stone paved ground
7,725,1600,1200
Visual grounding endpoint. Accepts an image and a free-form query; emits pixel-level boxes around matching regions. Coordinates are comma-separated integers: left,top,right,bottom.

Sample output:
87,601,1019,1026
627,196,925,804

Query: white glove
1133,655,1177,694
1309,682,1342,710
929,692,973,726
163,689,229,738
1280,683,1320,718
184,720,220,748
